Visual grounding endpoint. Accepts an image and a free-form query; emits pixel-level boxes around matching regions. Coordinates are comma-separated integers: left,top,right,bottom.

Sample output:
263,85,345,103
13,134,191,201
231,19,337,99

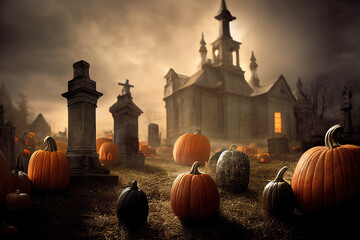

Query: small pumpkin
4,189,32,211
96,137,112,154
257,152,272,164
10,170,32,196
171,161,219,220
99,142,120,166
117,180,149,229
0,223,18,236
0,151,12,204
216,145,250,192
262,166,295,216
27,136,70,191
173,129,211,165
292,124,360,212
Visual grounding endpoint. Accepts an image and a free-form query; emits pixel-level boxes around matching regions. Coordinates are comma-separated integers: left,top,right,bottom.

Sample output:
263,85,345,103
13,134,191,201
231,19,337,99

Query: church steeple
215,0,236,39
199,32,207,65
249,51,259,87
211,0,241,67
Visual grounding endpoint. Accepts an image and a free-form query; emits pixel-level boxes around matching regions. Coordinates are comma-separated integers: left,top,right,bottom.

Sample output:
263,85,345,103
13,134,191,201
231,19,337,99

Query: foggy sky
1,0,360,141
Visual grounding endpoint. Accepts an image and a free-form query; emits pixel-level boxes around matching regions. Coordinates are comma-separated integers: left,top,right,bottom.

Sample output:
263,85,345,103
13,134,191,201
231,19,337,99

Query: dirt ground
1,151,359,240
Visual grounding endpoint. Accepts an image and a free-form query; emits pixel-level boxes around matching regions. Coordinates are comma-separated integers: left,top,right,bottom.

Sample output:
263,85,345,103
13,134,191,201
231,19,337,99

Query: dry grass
1,151,359,240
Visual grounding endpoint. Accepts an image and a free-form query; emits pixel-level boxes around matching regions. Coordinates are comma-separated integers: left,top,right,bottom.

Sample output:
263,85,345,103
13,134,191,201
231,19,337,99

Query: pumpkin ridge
309,149,326,211
341,147,352,201
190,175,201,218
334,148,345,204
198,175,208,218
342,147,358,198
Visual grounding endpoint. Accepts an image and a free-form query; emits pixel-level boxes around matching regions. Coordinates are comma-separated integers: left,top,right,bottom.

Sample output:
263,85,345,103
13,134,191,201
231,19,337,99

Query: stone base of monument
70,165,119,185
120,153,145,167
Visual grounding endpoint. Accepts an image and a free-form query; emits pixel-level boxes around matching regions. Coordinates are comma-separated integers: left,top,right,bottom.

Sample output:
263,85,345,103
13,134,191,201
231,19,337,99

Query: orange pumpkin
0,151,12,203
139,144,156,157
173,129,211,165
171,161,219,220
4,189,32,211
237,143,258,155
10,170,32,196
99,142,120,166
28,136,70,191
292,124,360,212
96,137,112,154
257,153,272,163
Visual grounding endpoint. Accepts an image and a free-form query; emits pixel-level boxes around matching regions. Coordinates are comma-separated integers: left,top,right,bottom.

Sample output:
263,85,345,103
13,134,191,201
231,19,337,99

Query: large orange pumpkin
173,129,211,165
0,151,12,203
292,124,360,212
99,142,120,166
96,137,112,154
27,136,70,191
171,161,219,220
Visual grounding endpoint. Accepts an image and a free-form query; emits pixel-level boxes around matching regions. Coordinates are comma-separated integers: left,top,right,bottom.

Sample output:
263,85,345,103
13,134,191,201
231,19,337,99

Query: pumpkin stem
44,136,58,152
324,124,343,149
229,144,237,151
274,166,288,182
194,129,201,135
189,161,202,175
131,180,139,190
15,189,21,195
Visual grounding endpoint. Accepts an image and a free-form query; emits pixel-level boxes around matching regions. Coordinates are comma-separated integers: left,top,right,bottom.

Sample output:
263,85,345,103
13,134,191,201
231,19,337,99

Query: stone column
62,60,109,175
109,80,145,167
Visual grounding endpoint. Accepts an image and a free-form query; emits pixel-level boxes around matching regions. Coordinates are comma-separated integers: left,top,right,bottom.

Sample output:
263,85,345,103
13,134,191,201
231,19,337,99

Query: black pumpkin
262,166,295,216
117,180,149,229
215,145,250,192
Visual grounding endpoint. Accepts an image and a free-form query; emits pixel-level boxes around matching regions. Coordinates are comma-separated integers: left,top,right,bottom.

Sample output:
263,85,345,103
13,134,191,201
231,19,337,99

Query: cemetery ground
2,151,360,240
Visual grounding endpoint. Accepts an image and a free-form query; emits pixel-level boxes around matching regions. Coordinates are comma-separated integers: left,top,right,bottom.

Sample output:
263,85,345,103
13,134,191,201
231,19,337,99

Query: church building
163,0,297,145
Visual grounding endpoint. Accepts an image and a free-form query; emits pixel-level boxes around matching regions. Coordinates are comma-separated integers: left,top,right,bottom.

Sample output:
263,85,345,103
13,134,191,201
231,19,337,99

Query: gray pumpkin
262,166,295,216
215,145,250,192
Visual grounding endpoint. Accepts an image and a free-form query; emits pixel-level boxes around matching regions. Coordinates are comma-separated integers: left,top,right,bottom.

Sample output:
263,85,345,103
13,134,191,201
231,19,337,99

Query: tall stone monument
62,60,117,182
109,79,145,167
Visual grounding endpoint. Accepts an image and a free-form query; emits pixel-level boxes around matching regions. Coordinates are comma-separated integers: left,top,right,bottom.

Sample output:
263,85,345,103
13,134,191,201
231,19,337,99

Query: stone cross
118,79,134,96
109,81,145,167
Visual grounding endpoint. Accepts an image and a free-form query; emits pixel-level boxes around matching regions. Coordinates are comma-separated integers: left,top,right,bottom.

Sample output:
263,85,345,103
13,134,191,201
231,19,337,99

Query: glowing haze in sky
0,0,359,141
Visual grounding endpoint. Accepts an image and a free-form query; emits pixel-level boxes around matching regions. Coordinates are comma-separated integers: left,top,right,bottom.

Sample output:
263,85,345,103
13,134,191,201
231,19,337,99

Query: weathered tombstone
62,60,118,183
0,104,15,169
148,123,160,148
109,79,145,167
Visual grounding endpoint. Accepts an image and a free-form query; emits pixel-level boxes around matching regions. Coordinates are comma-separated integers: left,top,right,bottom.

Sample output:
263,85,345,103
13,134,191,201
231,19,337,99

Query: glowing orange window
274,112,282,133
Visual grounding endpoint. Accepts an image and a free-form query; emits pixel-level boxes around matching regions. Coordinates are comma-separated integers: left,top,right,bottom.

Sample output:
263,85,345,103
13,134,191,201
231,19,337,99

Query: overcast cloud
1,0,359,141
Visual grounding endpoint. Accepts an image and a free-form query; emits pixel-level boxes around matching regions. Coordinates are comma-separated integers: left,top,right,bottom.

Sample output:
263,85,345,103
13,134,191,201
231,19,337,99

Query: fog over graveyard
1,0,359,141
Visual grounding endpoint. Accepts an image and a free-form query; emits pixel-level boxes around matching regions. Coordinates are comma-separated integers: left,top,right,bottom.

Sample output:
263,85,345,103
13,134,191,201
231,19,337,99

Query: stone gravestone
62,60,118,183
109,79,145,167
148,123,160,148
0,105,15,169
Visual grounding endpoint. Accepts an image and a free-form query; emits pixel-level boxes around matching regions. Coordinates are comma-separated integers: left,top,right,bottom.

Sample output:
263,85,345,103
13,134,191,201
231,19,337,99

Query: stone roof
31,113,51,133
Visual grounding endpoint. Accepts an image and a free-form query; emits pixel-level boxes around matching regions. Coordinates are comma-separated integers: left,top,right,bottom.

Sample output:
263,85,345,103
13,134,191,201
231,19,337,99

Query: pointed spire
215,0,236,21
249,51,259,87
199,32,208,66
